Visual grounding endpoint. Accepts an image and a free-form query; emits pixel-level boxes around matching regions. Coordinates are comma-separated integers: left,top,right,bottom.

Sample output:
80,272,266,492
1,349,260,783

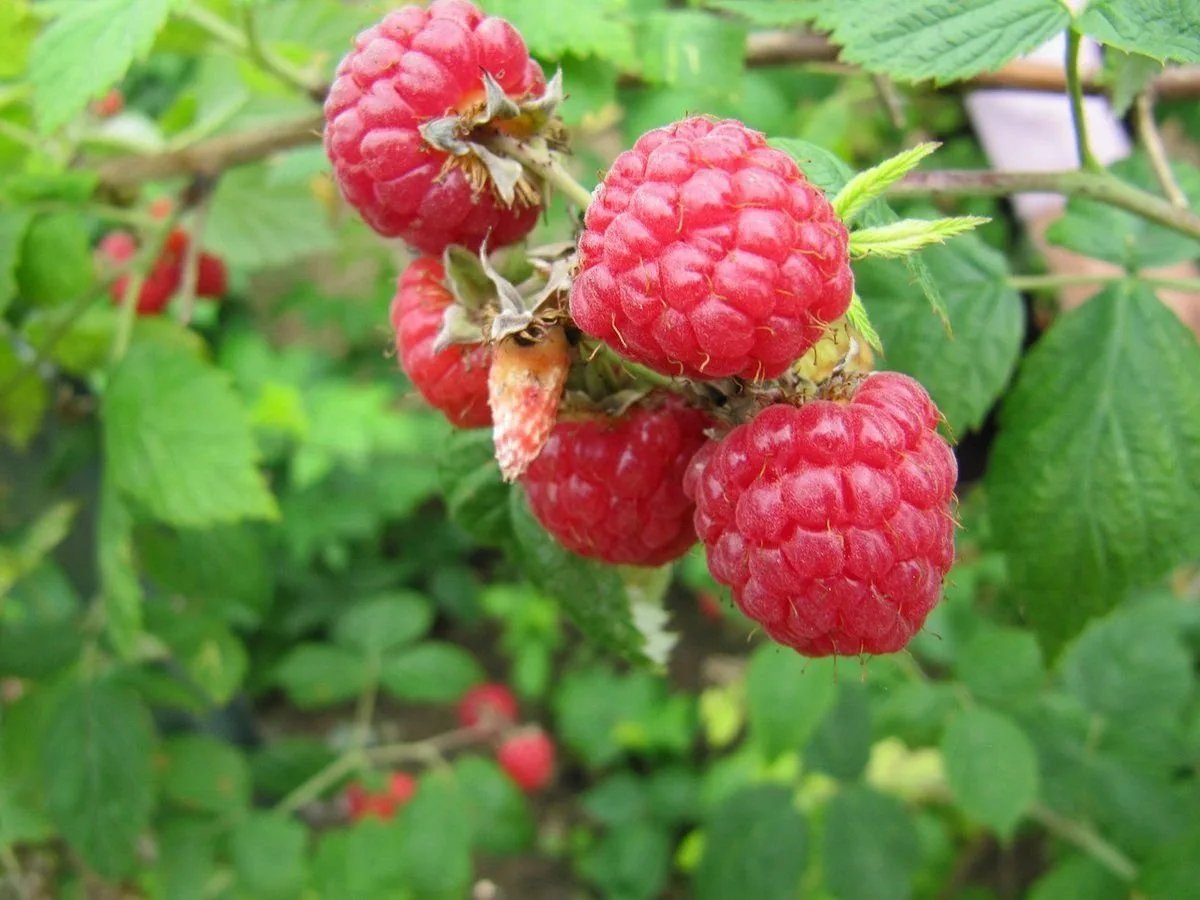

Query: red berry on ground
571,116,853,381
497,729,555,793
520,395,711,566
685,373,957,657
390,256,492,428
324,0,545,254
457,683,519,729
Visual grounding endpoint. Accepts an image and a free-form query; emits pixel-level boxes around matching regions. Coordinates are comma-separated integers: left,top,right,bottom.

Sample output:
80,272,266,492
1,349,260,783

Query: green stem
1029,803,1137,882
890,168,1200,241
585,339,684,393
1066,31,1102,173
109,209,184,364
1008,273,1200,293
275,751,363,816
488,133,595,210
1135,91,1189,208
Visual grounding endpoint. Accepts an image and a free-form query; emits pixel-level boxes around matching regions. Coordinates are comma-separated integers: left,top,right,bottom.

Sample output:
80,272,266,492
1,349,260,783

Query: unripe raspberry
521,395,711,566
497,728,555,792
457,683,519,729
571,117,853,380
324,0,545,253
686,373,957,656
390,257,491,428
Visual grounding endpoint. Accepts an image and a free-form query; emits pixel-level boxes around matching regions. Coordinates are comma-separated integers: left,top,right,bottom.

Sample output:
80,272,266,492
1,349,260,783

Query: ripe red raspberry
324,0,544,254
520,395,710,566
195,253,228,297
571,117,853,380
685,373,957,657
497,728,555,792
457,683,519,729
345,772,417,822
390,256,491,428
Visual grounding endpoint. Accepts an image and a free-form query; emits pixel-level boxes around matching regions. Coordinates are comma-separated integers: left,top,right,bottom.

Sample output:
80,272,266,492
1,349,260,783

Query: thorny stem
1029,803,1137,882
1008,273,1200,292
487,133,595,210
890,169,1200,241
1065,31,1102,173
1135,92,1189,208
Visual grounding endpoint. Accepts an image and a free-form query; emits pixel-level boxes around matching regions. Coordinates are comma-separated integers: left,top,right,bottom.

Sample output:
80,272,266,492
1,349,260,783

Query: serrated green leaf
833,142,939,223
205,164,334,268
486,0,637,68
988,283,1200,649
823,785,920,900
378,642,483,703
745,648,837,761
438,429,513,547
104,342,278,527
510,487,648,662
229,812,308,898
1079,0,1200,63
855,233,1024,435
30,0,171,133
771,138,854,198
313,820,406,897
97,479,142,658
695,786,808,900
154,817,218,900
815,0,1070,84
1046,155,1200,270
955,626,1045,705
580,821,673,900
942,707,1038,838
804,681,872,780
333,592,433,658
41,678,155,878
452,756,534,855
275,644,371,708
161,734,250,813
1104,50,1164,116
394,771,473,898
849,216,989,259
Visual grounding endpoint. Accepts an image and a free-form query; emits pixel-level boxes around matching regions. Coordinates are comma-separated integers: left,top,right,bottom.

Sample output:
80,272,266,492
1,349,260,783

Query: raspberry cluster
98,229,226,316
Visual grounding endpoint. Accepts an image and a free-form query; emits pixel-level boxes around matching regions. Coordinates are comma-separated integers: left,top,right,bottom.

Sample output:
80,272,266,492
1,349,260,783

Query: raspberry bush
3,1,1200,898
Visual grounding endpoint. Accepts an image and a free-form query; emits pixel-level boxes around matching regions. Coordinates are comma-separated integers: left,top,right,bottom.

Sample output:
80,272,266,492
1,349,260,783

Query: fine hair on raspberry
324,0,545,253
571,116,854,380
686,373,957,657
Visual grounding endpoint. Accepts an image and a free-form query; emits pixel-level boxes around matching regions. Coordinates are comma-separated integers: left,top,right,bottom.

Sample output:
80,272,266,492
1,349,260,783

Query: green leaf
1028,855,1126,900
41,678,155,878
699,0,825,27
0,208,32,314
395,771,472,898
833,142,940,223
855,234,1024,435
161,734,250,814
250,738,337,801
154,817,218,900
849,216,989,259
378,642,483,703
205,164,335,268
804,681,872,780
955,626,1045,705
275,644,371,708
1104,50,1164,116
1046,156,1200,270
510,487,648,662
486,0,637,68
104,341,278,527
0,564,82,677
15,213,93,307
695,786,808,900
822,785,920,900
636,12,746,90
332,592,433,659
988,284,1200,649
814,0,1070,83
30,0,171,133
771,137,855,198
579,821,673,900
452,756,534,855
438,429,513,547
0,330,48,450
313,820,406,897
1078,0,1200,63
1137,829,1200,899
942,707,1038,838
745,648,837,761
97,480,142,658
229,812,308,898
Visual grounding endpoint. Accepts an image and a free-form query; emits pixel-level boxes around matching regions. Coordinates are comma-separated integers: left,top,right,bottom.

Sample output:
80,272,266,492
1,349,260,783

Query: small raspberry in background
344,772,417,822
686,372,957,657
520,394,711,566
195,253,228,298
497,728,555,792
98,229,228,316
148,197,173,220
457,683,519,730
92,88,124,118
390,256,492,428
571,116,853,381
324,0,547,254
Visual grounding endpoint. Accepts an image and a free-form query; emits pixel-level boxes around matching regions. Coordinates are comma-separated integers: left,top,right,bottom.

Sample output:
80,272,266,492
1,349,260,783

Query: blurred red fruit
457,683,519,729
497,728,555,792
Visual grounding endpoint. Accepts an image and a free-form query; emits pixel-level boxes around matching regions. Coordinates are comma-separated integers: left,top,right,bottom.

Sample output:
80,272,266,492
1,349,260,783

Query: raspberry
195,253,228,297
324,0,545,254
571,117,853,380
457,683,519,729
496,728,555,792
685,373,957,656
344,772,416,822
99,229,227,315
520,395,710,566
390,257,492,428
93,88,124,118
